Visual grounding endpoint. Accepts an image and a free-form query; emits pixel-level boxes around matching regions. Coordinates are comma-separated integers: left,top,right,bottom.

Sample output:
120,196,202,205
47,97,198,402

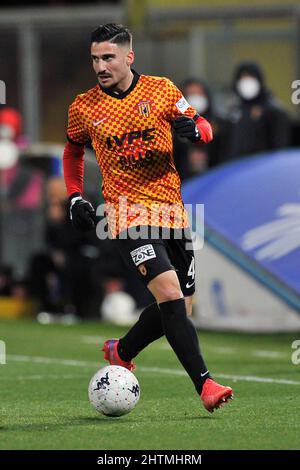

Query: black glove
69,193,96,231
173,115,201,142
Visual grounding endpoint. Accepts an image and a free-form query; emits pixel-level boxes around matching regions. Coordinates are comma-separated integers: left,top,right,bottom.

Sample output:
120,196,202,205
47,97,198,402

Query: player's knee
155,286,183,303
148,270,183,303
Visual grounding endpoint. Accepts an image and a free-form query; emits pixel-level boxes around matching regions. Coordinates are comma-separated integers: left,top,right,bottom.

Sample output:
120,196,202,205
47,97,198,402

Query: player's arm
165,79,213,144
63,99,96,231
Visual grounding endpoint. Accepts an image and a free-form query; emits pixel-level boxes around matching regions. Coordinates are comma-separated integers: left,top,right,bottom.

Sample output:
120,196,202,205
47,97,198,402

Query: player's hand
69,194,96,231
173,116,201,142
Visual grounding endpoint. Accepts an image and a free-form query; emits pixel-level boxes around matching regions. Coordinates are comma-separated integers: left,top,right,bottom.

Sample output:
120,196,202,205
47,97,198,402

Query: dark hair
91,23,132,46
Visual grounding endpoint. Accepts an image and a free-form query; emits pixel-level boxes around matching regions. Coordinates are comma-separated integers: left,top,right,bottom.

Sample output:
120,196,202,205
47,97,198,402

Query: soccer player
63,23,233,413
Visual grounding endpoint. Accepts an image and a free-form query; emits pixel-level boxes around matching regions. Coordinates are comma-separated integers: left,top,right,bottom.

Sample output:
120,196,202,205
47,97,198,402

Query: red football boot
200,378,233,413
102,339,136,372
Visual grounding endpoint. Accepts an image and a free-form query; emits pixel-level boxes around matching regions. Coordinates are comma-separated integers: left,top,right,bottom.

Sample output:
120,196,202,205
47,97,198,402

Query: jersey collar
99,70,140,99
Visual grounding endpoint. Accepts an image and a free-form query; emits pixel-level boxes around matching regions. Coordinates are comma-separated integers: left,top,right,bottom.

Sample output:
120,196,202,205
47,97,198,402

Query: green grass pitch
0,318,299,450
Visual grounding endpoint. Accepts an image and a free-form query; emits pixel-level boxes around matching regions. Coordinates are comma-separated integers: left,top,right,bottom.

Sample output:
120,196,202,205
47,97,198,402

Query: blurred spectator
11,280,29,301
0,265,13,296
27,180,104,319
226,61,291,160
0,264,29,301
0,106,28,151
0,106,41,214
0,107,37,306
173,78,230,179
0,106,44,277
0,107,22,140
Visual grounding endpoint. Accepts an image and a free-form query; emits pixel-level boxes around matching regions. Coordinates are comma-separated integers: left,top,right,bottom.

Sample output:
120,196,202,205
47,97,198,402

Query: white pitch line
80,337,288,358
252,350,287,359
7,354,98,368
138,366,300,385
81,336,107,345
5,354,300,386
215,373,300,386
207,347,288,359
210,347,236,354
2,374,86,381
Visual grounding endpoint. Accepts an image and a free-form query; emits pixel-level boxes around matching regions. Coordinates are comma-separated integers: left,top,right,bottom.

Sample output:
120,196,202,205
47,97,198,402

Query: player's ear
126,50,134,66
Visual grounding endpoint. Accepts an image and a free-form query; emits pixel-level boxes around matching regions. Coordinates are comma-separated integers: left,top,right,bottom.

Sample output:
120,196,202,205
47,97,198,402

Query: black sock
118,302,164,361
159,298,211,394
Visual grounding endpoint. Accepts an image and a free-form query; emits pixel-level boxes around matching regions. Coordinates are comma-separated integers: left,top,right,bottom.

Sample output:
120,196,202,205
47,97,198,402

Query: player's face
91,41,134,91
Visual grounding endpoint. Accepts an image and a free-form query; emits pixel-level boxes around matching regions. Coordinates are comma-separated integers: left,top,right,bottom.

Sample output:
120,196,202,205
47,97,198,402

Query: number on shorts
187,257,195,280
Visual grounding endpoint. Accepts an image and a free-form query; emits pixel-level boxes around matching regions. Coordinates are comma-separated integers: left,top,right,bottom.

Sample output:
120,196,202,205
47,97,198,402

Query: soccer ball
88,365,140,417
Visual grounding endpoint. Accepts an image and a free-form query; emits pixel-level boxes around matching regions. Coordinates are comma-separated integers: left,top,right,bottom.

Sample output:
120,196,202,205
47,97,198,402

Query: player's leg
157,229,233,412
114,235,198,362
185,295,193,316
102,227,233,412
102,229,172,369
115,301,163,362
102,230,195,367
115,294,195,362
147,269,212,394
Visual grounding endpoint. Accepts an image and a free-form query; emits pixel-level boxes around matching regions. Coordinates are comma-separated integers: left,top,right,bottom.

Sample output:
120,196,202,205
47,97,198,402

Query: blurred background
1,0,300,331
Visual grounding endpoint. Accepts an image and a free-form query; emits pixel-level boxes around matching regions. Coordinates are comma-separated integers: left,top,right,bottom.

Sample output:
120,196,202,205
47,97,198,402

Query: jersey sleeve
67,97,90,145
195,116,213,143
163,78,197,122
63,141,85,196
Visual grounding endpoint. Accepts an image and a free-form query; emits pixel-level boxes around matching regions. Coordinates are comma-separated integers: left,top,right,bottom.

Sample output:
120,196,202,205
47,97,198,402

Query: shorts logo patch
130,244,156,266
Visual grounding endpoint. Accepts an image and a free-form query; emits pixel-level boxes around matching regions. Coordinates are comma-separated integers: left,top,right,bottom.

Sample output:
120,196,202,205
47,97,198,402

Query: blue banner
182,149,300,296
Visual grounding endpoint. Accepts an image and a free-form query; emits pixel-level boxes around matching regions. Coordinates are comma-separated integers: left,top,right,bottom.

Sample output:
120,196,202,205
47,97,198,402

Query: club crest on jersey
138,101,151,117
130,244,156,266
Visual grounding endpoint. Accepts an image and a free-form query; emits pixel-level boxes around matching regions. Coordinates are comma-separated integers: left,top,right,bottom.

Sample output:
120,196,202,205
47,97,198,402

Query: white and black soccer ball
88,365,140,417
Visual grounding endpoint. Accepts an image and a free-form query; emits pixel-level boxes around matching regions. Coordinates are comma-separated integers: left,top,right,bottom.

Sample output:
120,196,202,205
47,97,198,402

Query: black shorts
114,226,195,297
